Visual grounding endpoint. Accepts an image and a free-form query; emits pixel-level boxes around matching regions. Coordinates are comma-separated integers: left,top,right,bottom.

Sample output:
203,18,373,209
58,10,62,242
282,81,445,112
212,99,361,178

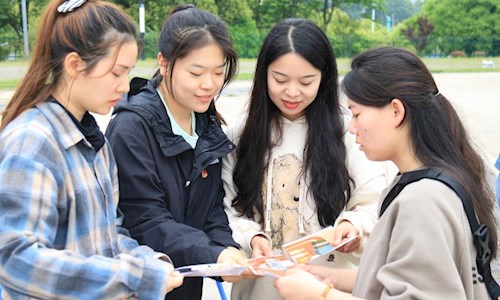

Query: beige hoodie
222,114,388,269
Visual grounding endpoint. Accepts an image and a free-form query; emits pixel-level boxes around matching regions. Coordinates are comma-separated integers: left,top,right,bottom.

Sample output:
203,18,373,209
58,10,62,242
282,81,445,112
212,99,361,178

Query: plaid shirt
0,102,172,299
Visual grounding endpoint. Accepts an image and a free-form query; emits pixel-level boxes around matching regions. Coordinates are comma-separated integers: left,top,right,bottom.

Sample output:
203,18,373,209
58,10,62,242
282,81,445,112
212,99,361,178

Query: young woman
222,19,387,299
274,47,498,300
105,4,246,300
0,0,183,298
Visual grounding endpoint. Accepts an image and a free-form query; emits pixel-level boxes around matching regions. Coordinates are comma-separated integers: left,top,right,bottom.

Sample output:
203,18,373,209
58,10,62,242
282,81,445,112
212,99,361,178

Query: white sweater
222,114,388,269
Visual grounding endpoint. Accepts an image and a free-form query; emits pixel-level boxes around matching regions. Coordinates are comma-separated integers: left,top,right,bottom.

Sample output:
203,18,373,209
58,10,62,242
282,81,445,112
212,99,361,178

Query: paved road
1,72,500,298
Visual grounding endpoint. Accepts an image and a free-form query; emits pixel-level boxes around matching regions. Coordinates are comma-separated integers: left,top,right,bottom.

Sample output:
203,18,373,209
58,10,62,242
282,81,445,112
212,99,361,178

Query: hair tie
57,0,86,13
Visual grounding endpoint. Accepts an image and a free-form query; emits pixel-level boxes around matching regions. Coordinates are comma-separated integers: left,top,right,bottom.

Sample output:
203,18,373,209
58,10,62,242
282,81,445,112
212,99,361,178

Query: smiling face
160,43,226,120
267,53,322,121
67,41,138,120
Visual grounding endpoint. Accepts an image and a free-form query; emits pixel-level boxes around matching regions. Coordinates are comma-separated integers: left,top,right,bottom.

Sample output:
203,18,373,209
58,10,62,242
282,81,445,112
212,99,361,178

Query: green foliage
141,31,159,60
377,0,420,25
400,15,434,55
0,0,21,39
118,0,219,33
1,0,498,60
325,8,358,37
327,9,363,57
230,27,263,58
422,0,499,56
252,0,313,31
216,0,262,58
215,0,253,26
0,42,9,60
325,9,395,57
391,22,414,50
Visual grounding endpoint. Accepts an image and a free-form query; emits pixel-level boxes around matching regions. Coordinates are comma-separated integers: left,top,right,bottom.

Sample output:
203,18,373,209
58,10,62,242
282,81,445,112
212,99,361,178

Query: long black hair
153,4,237,125
232,19,352,227
2,0,137,130
342,46,497,259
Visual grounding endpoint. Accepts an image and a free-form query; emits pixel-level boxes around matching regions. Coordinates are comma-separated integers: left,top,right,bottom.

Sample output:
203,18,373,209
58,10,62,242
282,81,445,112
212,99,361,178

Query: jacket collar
113,77,234,158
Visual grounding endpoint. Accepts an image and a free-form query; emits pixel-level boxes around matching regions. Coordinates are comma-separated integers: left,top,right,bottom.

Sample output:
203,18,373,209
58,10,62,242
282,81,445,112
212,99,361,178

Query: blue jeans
495,154,500,208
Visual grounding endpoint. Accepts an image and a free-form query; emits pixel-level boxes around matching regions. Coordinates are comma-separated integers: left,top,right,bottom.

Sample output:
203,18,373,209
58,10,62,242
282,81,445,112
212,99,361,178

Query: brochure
282,226,357,264
175,227,357,277
175,255,294,278
175,263,248,277
246,255,295,278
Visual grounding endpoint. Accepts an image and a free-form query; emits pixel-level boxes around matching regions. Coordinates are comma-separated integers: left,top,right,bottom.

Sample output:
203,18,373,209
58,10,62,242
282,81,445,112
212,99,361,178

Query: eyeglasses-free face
267,53,322,121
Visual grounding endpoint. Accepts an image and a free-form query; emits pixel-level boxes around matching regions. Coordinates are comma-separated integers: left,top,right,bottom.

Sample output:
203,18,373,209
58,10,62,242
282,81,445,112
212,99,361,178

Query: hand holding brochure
175,227,357,277
175,255,293,278
282,226,357,264
246,255,295,278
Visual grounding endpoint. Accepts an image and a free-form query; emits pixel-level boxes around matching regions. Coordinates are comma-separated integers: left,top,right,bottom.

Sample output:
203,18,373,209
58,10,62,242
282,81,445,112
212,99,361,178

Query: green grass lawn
1,56,499,91
0,79,19,90
0,60,29,67
217,57,500,76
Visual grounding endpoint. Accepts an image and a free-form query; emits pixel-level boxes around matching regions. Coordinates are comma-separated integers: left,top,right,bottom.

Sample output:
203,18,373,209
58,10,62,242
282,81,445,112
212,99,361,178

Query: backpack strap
380,168,479,228
380,168,500,300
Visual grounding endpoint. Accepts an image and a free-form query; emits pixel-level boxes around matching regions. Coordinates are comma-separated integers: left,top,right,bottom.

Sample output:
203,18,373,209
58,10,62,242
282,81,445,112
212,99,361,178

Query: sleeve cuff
247,232,272,253
138,257,173,299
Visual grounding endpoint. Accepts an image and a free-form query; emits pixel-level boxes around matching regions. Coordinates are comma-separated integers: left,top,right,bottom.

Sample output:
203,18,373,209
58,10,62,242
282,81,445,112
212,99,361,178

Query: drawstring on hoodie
298,179,306,234
265,152,274,233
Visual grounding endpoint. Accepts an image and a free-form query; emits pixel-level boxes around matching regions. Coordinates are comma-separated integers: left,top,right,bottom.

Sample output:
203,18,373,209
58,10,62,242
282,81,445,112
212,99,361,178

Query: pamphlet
175,255,293,278
246,255,295,278
175,263,248,277
282,226,357,264
175,227,357,277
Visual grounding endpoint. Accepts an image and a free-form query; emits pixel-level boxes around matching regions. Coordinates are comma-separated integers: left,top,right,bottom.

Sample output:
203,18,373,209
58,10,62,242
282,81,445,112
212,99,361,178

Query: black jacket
106,77,239,300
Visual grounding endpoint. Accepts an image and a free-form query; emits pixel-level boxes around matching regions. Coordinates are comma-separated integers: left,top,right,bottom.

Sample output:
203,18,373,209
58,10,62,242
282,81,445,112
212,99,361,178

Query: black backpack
380,168,500,300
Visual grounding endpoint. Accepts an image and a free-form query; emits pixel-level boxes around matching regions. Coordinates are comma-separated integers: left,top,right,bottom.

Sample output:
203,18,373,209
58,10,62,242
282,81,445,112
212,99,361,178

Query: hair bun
170,4,195,15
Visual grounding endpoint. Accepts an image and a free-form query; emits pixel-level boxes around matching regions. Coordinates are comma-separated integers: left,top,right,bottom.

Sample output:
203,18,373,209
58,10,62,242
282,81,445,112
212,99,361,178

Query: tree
246,0,312,31
113,0,219,33
379,0,421,26
215,0,261,58
0,0,47,59
319,0,336,30
422,0,499,56
314,0,383,30
0,0,20,59
0,0,25,40
400,16,434,54
215,0,253,26
243,0,383,32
